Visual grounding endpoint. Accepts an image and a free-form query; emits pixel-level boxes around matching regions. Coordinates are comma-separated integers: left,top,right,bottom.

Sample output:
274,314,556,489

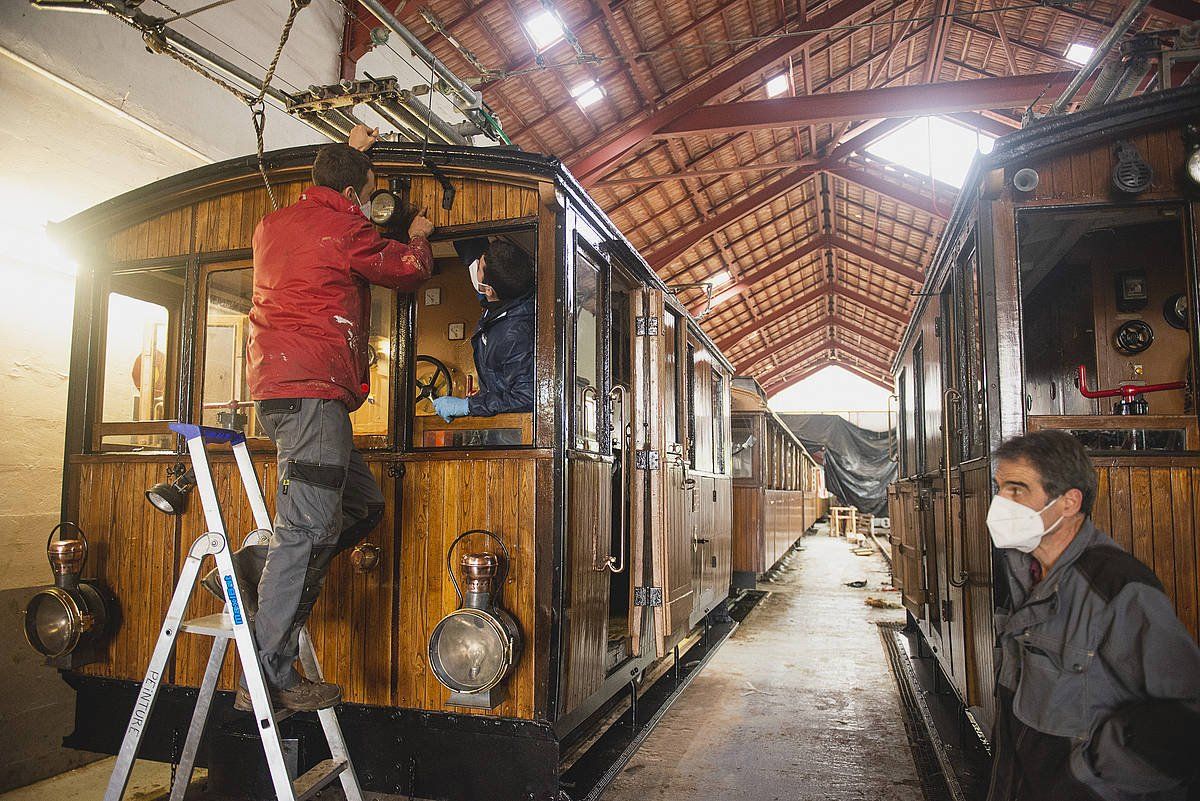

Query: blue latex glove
433,395,470,422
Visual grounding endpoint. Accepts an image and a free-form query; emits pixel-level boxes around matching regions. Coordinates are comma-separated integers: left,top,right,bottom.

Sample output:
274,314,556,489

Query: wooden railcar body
730,378,827,586
51,144,737,800
888,86,1200,731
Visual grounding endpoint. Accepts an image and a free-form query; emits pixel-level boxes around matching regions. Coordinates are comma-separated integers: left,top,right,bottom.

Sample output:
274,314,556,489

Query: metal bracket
634,449,660,470
635,316,659,336
423,159,457,210
634,587,663,607
386,462,405,479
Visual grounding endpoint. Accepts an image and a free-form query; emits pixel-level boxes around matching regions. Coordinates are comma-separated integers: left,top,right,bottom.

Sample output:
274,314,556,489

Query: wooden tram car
730,377,827,586
48,144,740,801
888,85,1200,732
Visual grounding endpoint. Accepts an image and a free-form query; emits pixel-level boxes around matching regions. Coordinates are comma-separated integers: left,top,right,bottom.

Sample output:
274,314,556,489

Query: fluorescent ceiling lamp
1064,43,1095,66
526,10,565,49
865,116,996,189
766,73,790,98
571,79,604,109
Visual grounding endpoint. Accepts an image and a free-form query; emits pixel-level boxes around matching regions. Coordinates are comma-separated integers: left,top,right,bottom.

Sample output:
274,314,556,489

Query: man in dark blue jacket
433,239,535,420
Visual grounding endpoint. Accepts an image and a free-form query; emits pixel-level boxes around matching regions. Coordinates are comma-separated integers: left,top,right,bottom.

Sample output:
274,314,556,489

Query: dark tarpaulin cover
778,414,897,517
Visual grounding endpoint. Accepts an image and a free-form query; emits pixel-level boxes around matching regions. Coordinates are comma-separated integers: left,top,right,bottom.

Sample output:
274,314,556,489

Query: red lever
1076,364,1186,402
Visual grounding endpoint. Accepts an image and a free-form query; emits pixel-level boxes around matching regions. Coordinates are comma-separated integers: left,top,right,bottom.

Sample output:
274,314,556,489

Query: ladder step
181,613,234,637
293,758,347,801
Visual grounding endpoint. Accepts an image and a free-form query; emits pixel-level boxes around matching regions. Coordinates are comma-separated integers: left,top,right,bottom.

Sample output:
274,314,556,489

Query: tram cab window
198,265,394,439
411,229,536,449
663,310,681,447
712,372,726,474
1017,205,1191,450
99,265,185,450
731,417,756,479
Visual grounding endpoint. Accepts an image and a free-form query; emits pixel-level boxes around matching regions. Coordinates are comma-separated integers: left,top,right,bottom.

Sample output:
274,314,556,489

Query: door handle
603,385,629,574
942,388,970,588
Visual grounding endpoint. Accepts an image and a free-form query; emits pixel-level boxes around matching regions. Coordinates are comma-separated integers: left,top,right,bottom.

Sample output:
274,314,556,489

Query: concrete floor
603,534,924,801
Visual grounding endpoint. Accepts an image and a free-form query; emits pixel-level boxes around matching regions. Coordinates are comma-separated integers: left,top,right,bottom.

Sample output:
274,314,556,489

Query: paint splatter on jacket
248,185,431,411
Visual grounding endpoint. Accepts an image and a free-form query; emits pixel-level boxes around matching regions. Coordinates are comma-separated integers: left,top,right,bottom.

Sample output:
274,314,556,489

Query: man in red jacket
238,126,433,712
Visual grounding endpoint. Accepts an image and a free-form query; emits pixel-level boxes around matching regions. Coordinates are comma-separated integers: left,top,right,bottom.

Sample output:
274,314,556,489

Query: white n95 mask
986,494,1063,552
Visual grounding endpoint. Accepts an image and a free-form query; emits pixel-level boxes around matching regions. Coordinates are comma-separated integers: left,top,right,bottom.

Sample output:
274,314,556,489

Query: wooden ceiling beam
835,315,904,353
654,71,1075,137
826,234,924,284
594,158,824,188
834,165,953,220
733,314,834,372
567,0,881,184
832,285,912,326
755,339,836,386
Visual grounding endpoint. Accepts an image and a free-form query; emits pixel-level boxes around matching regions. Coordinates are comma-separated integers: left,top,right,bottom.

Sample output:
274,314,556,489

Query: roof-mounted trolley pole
1048,0,1151,115
356,0,484,113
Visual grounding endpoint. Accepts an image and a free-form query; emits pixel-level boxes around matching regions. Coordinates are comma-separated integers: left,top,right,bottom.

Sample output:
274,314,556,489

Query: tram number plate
634,586,663,607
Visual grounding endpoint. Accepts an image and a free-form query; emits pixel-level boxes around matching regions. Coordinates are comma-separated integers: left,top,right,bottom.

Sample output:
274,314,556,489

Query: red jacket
247,185,432,411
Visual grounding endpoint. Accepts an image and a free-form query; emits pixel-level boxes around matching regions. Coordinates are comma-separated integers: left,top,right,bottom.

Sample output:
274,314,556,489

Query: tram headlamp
23,522,110,666
146,468,195,515
1187,145,1200,188
428,533,521,709
368,189,399,226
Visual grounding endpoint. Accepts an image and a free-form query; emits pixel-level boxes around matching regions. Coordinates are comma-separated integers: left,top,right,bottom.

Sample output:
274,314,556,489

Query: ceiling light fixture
525,10,565,50
766,73,790,98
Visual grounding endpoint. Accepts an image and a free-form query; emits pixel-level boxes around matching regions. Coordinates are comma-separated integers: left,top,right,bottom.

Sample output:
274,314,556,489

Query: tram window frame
685,341,697,469
194,262,398,450
663,309,682,449
571,236,611,456
93,262,187,452
955,245,986,462
898,367,909,475
913,337,927,474
408,219,539,452
711,371,726,474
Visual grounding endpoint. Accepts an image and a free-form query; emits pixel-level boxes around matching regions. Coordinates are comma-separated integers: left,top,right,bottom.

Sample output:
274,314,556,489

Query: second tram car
889,85,1200,730
730,377,827,586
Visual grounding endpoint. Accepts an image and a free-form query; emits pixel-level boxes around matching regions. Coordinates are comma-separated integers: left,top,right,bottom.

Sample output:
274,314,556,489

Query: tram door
644,292,696,657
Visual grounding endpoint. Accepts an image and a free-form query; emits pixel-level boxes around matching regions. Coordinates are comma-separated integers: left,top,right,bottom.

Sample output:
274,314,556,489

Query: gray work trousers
253,397,384,689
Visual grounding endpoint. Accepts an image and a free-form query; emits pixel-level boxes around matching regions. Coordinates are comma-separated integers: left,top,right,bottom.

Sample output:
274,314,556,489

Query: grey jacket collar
1003,518,1102,609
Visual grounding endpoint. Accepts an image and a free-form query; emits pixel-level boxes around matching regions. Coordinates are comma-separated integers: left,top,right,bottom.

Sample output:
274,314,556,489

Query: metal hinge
635,316,659,336
934,316,942,337
634,586,664,607
635,449,660,470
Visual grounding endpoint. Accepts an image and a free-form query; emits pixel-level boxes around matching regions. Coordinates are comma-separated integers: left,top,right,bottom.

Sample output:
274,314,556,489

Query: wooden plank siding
560,455,612,718
732,486,762,575
105,176,539,264
1090,460,1200,641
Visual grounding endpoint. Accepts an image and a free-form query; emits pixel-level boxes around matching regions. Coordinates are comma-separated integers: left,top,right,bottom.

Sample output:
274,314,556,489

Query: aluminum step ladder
103,423,364,801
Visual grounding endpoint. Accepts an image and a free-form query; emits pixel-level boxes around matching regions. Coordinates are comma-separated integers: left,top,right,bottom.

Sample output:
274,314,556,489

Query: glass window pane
100,266,185,450
731,418,754,479
711,372,725,474
411,231,536,449
349,287,393,436
201,268,257,434
663,311,680,445
574,247,604,451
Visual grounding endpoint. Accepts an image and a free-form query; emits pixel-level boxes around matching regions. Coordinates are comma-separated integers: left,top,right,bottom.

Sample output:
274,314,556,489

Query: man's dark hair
994,430,1097,515
312,144,372,194
484,241,535,300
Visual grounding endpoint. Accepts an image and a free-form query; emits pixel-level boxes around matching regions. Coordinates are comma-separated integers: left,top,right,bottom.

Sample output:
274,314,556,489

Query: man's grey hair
994,430,1097,515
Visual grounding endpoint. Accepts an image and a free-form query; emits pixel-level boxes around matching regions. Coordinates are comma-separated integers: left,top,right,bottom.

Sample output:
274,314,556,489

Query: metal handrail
942,388,970,588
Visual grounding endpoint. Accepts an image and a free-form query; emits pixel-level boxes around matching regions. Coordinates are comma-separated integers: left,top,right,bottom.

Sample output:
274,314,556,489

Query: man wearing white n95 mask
985,430,1200,801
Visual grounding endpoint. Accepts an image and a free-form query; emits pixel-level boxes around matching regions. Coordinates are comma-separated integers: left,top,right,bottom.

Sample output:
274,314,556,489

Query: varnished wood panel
1016,125,1189,205
397,456,539,719
960,463,996,726
1090,460,1200,641
74,462,179,680
560,456,611,717
732,486,762,574
104,206,193,263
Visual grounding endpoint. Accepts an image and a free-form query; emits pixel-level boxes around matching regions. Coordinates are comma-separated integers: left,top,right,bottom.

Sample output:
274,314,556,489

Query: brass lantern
428,530,521,709
23,522,111,668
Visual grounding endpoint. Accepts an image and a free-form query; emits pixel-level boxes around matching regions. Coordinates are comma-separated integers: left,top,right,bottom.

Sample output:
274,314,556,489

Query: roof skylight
1064,43,1095,66
526,10,565,50
864,116,995,189
766,73,790,98
711,269,732,286
570,79,604,109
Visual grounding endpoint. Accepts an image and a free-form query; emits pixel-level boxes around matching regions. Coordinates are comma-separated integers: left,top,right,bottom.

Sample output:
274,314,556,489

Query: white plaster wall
0,54,209,591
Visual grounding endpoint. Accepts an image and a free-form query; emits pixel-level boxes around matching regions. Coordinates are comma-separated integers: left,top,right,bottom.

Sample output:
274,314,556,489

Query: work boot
234,677,342,713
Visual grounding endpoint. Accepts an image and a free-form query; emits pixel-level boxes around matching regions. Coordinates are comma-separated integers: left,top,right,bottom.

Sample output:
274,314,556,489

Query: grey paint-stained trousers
253,397,384,689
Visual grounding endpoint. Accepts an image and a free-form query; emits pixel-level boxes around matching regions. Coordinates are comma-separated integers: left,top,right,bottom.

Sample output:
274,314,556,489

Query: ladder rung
181,613,234,636
293,758,347,801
